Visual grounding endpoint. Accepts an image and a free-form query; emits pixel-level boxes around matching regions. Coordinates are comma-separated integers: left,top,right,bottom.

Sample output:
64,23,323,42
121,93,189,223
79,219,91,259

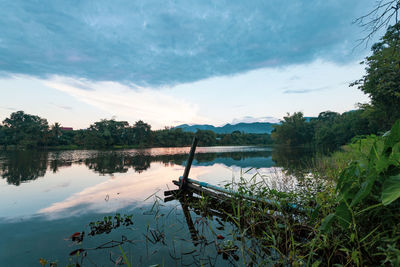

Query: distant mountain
304,117,315,122
174,122,278,134
232,116,281,124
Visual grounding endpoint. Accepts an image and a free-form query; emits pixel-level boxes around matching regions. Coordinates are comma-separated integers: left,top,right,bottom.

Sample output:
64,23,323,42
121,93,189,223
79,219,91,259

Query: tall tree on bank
352,23,400,131
271,112,314,146
87,119,130,147
1,111,49,148
132,120,152,146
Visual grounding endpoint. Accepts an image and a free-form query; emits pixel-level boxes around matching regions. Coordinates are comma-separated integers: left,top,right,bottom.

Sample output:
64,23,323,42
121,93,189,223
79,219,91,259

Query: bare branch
353,0,399,47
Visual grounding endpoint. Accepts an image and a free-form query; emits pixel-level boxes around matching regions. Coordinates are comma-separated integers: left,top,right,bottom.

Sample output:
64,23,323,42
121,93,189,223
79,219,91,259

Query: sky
0,0,386,129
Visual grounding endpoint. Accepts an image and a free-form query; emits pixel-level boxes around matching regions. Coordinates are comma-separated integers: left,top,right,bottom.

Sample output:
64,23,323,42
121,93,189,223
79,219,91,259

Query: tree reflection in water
0,148,278,186
0,151,48,185
271,145,315,178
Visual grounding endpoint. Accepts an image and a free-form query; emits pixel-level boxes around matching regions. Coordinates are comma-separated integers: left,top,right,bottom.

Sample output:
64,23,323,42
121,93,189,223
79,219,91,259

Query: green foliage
382,174,400,205
119,245,132,267
89,119,130,146
314,110,371,150
131,120,152,146
195,130,217,146
352,22,400,130
272,112,313,146
1,111,49,148
89,213,133,236
152,128,193,146
321,119,400,265
272,110,372,151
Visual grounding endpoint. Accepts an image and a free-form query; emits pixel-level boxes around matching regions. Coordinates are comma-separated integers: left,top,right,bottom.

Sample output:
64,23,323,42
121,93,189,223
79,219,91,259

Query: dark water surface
0,146,311,266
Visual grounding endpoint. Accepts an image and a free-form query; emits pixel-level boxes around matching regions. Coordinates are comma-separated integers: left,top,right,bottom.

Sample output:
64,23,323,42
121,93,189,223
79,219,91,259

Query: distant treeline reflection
0,148,317,186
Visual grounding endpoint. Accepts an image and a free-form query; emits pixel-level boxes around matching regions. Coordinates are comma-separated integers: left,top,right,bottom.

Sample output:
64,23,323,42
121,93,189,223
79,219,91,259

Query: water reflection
0,146,314,266
0,151,49,185
0,147,275,185
271,145,315,177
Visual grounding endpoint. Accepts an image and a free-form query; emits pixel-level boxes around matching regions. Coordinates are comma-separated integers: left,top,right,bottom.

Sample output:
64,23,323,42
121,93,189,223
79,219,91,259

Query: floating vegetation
88,214,133,236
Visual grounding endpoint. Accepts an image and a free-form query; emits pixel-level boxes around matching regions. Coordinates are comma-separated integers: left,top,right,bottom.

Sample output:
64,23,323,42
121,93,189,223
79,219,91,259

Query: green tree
195,130,217,146
352,22,400,130
271,112,313,146
132,120,151,146
88,119,129,146
312,110,370,150
51,123,61,138
49,122,62,146
2,111,49,148
0,124,5,147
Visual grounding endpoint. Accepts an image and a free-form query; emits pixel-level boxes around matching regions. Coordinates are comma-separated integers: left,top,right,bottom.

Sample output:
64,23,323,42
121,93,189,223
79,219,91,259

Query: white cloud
43,76,208,129
0,0,376,85
168,59,371,124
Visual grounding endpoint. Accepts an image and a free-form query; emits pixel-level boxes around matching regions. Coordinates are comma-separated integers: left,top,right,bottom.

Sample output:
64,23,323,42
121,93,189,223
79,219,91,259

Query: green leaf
119,245,132,267
383,120,400,156
320,213,335,232
309,205,321,224
368,142,379,163
336,202,351,229
382,174,400,205
375,156,389,173
350,174,376,207
312,260,321,267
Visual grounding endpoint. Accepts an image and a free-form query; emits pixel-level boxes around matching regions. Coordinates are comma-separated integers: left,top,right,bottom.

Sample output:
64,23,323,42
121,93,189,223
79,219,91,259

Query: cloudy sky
0,0,384,129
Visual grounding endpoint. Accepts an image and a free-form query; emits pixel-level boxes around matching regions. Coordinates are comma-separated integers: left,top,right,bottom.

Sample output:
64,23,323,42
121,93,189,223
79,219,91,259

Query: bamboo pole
179,177,309,213
179,137,198,190
180,199,199,246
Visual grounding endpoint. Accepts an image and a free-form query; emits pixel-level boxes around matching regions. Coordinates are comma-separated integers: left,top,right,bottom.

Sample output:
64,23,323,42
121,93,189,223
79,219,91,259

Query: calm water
0,146,310,266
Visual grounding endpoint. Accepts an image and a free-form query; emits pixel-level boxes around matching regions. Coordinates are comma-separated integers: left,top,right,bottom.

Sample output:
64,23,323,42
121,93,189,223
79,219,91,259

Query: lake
0,146,311,266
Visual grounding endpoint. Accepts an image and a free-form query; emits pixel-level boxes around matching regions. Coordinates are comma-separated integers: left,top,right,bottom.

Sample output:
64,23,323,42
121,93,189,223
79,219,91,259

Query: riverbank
190,121,400,265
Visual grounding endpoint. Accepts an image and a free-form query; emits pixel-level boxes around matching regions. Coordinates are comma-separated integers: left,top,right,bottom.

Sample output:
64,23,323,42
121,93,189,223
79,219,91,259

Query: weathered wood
179,137,198,190
180,199,199,245
164,195,176,203
188,182,228,200
164,189,180,196
174,180,226,200
179,177,309,213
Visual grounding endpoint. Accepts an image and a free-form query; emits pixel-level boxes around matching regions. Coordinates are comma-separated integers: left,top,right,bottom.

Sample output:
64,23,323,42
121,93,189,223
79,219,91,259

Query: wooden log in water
164,189,180,196
178,177,309,213
180,137,198,190
164,195,176,203
180,199,199,245
186,181,228,201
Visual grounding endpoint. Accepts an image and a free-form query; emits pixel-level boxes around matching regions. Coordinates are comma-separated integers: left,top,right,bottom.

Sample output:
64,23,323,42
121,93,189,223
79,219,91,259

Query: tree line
271,110,372,151
0,111,272,149
272,23,400,151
